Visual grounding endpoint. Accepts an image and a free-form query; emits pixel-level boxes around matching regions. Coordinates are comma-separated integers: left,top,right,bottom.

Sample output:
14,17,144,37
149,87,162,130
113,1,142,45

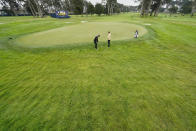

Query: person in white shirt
107,32,111,47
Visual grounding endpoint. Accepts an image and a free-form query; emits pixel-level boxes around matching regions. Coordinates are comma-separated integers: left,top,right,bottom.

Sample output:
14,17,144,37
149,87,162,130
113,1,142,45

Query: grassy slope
0,14,196,130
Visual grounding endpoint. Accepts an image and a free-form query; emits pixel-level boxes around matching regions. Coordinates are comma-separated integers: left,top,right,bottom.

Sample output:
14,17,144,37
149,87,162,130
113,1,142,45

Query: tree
72,0,84,14
140,0,180,16
95,3,104,16
169,5,178,14
140,0,152,16
180,0,192,14
150,0,162,16
87,2,94,15
26,0,44,17
106,0,117,15
34,0,44,17
27,0,37,17
163,0,172,13
1,0,20,16
191,0,196,16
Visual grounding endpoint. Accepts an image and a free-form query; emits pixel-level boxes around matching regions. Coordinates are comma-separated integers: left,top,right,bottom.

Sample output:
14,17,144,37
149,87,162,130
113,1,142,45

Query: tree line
0,0,132,17
140,0,196,16
0,0,195,17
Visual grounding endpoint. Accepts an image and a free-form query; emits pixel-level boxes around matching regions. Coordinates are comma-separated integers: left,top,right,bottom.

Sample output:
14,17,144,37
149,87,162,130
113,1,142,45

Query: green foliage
180,0,192,14
169,5,178,14
159,7,165,13
1,6,15,16
107,0,117,4
72,0,84,14
87,2,95,15
141,0,153,16
95,3,104,16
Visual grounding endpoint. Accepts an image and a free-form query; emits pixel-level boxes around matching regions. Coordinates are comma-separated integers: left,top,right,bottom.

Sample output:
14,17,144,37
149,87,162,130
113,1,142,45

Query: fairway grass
15,22,147,48
0,14,196,130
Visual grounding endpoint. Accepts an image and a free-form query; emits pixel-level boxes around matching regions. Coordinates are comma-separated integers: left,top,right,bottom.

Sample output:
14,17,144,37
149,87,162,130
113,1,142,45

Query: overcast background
87,0,139,6
0,0,139,8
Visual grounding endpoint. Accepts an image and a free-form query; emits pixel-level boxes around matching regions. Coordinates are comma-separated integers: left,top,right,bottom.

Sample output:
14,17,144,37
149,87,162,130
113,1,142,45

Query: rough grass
0,13,196,130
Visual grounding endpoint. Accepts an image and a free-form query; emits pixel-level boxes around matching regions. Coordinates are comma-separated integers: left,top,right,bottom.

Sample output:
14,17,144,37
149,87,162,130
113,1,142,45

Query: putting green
15,22,147,48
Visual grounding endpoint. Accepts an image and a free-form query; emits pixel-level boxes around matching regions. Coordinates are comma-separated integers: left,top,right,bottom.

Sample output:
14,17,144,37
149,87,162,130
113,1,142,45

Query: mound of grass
14,22,147,48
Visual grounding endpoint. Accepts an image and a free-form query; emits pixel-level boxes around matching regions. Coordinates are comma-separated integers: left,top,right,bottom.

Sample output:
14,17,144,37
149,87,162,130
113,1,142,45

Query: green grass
15,22,147,48
0,13,196,130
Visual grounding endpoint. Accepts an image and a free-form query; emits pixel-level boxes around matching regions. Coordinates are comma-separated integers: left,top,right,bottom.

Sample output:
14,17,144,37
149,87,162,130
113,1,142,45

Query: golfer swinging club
94,35,100,49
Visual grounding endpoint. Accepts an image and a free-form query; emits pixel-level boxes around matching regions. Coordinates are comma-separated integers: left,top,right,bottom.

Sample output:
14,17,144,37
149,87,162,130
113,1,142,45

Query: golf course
0,13,196,130
15,22,147,48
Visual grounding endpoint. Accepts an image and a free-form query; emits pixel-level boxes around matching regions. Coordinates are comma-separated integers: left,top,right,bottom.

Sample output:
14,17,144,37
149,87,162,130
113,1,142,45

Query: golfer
94,35,100,49
107,32,111,47
135,30,139,38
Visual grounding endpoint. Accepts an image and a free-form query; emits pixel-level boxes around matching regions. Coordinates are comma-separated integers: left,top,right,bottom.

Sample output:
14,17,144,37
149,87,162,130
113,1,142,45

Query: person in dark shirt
94,35,100,49
135,30,139,38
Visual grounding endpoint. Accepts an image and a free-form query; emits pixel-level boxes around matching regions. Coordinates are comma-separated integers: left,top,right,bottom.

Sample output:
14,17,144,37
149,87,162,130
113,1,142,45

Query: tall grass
0,13,196,130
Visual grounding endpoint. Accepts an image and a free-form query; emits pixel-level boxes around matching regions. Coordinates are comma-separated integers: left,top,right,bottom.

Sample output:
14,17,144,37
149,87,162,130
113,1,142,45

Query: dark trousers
94,42,97,49
108,40,110,47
